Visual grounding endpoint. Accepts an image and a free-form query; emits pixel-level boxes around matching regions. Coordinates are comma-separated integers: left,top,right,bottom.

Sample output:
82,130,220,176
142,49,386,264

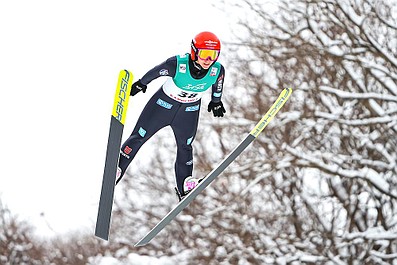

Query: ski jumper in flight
117,31,226,200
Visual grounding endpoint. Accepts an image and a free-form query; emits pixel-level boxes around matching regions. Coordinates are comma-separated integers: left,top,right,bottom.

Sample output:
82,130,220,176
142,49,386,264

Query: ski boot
175,176,203,202
115,167,122,184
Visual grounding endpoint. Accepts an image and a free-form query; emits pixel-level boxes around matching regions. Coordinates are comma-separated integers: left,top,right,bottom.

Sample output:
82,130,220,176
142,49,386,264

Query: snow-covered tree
222,0,397,264
0,197,111,265
107,0,397,264
0,199,46,265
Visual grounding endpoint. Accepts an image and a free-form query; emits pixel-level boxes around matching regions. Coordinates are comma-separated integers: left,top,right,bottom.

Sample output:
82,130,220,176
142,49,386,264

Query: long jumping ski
95,69,133,240
135,87,292,246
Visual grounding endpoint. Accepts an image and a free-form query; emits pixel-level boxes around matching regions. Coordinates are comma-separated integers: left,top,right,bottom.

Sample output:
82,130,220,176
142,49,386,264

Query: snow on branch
319,85,397,102
335,0,365,26
362,28,397,69
240,171,272,196
370,250,397,261
315,110,397,126
283,144,397,199
344,227,397,241
200,118,253,128
354,56,397,82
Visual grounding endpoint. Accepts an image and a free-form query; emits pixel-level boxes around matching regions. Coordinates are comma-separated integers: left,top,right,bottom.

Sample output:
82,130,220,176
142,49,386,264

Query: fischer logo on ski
250,88,291,137
134,88,292,247
113,70,132,123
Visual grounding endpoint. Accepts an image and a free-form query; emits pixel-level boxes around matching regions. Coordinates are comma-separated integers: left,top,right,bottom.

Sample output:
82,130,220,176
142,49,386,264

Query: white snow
319,85,397,102
345,227,397,241
89,254,177,265
284,145,397,199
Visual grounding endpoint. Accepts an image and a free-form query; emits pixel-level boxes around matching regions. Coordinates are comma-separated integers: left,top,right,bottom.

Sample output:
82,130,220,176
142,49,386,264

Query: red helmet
191,31,221,61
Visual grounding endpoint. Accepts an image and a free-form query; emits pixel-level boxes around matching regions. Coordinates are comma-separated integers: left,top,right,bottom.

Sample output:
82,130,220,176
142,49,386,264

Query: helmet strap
191,41,198,61
192,60,203,71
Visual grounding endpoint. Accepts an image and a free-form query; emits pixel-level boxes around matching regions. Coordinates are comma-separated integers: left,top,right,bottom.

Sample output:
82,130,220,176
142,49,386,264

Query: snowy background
1,0,397,264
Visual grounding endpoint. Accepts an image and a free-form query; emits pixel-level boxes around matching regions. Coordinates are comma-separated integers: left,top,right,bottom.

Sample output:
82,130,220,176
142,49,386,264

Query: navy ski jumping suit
119,54,225,192
118,53,225,194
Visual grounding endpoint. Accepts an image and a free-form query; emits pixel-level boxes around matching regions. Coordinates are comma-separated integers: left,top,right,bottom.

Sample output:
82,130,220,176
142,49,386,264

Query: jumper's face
196,57,213,69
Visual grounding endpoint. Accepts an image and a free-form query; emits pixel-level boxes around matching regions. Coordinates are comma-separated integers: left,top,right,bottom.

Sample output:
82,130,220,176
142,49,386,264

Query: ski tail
95,70,133,240
134,88,292,246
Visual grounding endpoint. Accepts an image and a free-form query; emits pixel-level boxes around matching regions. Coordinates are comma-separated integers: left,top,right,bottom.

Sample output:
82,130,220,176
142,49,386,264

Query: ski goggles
197,49,220,61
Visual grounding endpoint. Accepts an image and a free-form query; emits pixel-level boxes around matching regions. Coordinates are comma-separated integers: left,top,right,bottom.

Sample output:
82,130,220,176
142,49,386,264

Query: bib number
178,91,198,99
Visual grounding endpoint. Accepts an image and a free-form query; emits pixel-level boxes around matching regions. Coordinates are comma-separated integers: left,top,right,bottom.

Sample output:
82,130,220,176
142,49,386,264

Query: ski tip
284,87,293,94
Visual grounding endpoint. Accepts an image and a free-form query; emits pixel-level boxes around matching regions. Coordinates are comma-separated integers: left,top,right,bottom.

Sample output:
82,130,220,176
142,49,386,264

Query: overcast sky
0,0,233,237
